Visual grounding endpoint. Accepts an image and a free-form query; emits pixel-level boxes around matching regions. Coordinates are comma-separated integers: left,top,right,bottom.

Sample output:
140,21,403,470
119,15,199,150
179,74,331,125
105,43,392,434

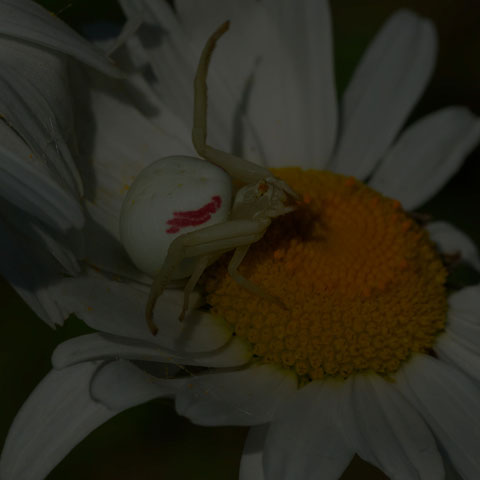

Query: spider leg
192,21,271,185
179,254,212,322
146,239,187,335
228,246,286,310
146,219,268,335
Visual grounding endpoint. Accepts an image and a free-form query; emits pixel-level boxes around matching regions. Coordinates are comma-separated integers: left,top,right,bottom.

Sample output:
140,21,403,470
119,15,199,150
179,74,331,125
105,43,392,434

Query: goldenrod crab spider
120,21,299,335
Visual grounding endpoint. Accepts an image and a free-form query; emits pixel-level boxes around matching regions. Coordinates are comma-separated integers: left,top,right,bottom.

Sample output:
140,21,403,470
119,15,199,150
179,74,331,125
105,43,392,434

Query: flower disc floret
204,168,448,381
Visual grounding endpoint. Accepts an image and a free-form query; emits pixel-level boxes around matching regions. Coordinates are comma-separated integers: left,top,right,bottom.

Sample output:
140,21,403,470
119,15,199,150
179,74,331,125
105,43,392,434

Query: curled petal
50,271,235,353
175,365,297,426
426,221,480,271
0,363,117,480
52,332,252,369
90,359,181,410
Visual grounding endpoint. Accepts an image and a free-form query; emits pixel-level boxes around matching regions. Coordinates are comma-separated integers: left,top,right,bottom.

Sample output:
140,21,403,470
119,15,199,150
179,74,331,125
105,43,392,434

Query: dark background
1,1,479,478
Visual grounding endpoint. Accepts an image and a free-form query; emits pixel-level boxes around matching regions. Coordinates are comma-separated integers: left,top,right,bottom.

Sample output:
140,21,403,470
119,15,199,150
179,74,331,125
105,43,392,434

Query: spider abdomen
120,155,232,278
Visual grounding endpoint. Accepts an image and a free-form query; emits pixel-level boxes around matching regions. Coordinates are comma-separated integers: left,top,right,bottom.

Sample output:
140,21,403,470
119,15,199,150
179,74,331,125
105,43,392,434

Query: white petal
0,38,84,198
239,425,268,480
89,359,181,410
396,354,480,479
264,380,354,480
175,0,337,168
435,332,480,385
233,1,334,167
445,319,480,350
51,270,234,352
0,362,117,480
437,289,480,384
426,221,480,271
0,126,83,232
125,0,337,169
448,284,480,316
332,10,437,180
52,332,252,369
118,0,231,151
75,70,192,238
346,374,443,479
261,0,338,167
0,0,120,76
175,365,297,426
124,0,264,166
369,108,480,209
446,285,480,342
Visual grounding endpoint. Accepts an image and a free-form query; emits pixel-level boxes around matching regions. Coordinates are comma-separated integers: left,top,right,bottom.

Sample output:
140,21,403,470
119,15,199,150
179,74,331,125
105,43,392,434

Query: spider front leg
178,254,212,323
192,21,300,203
192,21,275,185
146,219,270,335
227,245,286,310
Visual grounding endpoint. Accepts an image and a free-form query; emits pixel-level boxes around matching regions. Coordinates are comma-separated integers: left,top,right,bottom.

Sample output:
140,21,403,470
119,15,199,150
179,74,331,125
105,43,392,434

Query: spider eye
257,181,269,195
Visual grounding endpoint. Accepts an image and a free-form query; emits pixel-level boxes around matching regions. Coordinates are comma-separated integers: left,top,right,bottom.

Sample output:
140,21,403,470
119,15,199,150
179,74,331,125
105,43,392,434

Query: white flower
2,1,480,480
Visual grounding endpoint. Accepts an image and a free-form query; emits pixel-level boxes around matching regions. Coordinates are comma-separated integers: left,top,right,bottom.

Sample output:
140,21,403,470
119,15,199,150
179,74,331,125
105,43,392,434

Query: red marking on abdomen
166,195,222,234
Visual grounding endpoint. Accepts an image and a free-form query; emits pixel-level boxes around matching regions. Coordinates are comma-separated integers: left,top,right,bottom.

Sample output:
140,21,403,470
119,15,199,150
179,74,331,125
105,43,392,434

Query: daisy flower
2,1,480,480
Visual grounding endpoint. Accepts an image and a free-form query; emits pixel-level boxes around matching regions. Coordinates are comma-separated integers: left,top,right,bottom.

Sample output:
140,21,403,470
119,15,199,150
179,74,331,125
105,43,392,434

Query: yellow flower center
203,168,447,381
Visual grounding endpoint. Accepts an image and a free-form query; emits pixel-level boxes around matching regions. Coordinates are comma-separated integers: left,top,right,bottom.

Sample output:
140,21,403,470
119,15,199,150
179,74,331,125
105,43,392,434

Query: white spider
120,21,299,335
